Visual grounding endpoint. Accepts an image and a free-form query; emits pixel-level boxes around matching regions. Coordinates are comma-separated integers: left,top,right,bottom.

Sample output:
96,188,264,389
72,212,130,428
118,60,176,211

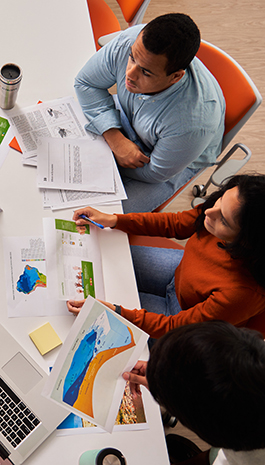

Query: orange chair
86,0,121,51
98,0,151,47
153,40,262,212
116,0,151,27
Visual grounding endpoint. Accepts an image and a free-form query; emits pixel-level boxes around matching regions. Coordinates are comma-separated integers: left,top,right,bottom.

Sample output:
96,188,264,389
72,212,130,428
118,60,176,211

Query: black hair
147,321,265,451
195,174,265,287
142,13,201,75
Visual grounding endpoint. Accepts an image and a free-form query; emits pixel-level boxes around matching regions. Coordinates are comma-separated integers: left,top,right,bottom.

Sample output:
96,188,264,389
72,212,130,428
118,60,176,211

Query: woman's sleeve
115,209,199,240
119,286,265,339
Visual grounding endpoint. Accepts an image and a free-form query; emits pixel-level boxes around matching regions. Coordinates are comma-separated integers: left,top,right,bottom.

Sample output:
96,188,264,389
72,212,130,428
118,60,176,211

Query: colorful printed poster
43,218,105,301
57,380,148,436
43,297,148,432
2,235,66,317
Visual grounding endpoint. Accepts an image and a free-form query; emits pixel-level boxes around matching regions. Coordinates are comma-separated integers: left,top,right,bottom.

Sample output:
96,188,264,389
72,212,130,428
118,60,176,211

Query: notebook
0,324,68,464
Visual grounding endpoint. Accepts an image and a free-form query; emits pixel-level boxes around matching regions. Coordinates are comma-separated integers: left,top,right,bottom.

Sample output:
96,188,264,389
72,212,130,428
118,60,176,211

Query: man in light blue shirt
75,14,225,213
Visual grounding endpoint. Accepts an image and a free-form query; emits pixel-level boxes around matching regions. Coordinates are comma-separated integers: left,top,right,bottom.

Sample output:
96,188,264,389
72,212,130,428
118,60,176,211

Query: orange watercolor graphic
73,327,135,417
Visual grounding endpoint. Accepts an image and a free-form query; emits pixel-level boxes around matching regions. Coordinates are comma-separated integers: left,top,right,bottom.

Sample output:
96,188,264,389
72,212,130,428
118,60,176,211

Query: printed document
57,379,148,436
41,159,127,210
37,137,115,193
43,218,105,301
2,235,66,317
43,297,148,433
6,96,95,165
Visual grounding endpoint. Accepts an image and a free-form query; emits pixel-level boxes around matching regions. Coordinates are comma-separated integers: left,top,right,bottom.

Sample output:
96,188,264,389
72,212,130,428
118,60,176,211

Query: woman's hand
67,299,85,315
122,361,149,398
73,206,117,234
67,299,117,315
97,300,116,311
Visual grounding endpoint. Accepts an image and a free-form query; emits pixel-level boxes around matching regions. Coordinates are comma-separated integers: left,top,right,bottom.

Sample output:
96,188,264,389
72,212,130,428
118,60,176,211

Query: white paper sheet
6,96,95,165
41,159,127,210
37,137,115,193
43,218,105,301
42,297,149,433
2,235,67,317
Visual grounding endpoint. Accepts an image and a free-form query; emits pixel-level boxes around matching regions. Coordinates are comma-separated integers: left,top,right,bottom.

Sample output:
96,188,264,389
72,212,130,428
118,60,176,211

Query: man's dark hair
142,13,201,75
147,321,265,451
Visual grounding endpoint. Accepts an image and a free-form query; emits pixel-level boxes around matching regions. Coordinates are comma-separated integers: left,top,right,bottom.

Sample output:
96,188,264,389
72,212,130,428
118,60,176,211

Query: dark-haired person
123,321,265,464
75,13,225,213
67,174,265,339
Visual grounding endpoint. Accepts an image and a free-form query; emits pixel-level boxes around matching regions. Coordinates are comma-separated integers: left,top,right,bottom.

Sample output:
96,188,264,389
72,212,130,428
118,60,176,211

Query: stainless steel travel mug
0,63,22,110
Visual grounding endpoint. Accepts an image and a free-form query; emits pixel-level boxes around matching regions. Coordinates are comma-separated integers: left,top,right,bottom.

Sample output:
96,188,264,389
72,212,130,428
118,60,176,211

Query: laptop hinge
0,443,14,465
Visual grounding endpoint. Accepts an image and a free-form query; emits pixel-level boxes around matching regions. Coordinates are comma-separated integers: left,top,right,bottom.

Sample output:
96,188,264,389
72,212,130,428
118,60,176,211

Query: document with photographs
43,218,105,301
42,297,149,433
56,380,148,436
6,96,95,166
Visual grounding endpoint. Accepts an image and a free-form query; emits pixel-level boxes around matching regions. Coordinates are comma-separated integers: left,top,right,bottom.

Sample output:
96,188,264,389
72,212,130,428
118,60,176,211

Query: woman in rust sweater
67,174,265,339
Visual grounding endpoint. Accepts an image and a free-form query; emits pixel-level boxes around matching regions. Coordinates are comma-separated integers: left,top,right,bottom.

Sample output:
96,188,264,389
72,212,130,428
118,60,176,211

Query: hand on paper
67,299,85,314
67,299,116,315
123,361,149,398
73,206,117,233
103,128,150,169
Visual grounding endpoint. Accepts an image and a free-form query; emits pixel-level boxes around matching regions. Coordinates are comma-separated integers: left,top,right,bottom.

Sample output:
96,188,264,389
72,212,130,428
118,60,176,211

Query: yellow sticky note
29,322,62,355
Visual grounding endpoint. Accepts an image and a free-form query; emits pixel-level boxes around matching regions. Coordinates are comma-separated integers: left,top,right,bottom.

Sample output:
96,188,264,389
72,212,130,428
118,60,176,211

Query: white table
0,1,170,464
2,0,96,107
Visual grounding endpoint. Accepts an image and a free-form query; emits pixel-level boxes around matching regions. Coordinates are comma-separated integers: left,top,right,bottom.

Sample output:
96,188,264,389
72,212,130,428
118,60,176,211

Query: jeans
131,245,184,317
121,166,200,213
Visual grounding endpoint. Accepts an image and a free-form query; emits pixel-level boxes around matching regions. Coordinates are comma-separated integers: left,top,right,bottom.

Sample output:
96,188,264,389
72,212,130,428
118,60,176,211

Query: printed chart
43,298,148,432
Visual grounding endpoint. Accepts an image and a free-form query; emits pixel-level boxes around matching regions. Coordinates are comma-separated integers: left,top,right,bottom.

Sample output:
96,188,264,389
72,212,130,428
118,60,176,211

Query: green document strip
0,117,10,145
55,219,90,234
82,261,95,298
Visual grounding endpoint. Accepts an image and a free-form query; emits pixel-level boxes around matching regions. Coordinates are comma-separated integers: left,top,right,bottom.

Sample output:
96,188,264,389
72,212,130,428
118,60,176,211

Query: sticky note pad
29,322,62,355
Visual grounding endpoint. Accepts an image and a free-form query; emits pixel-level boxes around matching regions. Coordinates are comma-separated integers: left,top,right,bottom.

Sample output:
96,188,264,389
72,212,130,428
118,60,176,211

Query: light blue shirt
75,25,225,184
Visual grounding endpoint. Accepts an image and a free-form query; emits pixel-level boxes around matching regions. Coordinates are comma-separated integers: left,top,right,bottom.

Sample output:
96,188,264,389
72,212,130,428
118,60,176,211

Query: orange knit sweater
115,209,265,338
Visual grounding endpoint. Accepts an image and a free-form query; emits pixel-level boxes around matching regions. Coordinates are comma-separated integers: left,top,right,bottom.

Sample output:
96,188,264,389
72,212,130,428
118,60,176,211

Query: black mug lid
96,448,126,465
0,63,22,84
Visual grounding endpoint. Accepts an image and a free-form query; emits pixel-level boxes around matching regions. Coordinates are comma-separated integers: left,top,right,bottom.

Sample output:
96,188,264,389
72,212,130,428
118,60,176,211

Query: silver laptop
0,324,68,464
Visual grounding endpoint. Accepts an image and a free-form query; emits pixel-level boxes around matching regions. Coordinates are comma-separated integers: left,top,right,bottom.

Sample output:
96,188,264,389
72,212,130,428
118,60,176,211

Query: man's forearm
103,128,125,153
103,129,150,168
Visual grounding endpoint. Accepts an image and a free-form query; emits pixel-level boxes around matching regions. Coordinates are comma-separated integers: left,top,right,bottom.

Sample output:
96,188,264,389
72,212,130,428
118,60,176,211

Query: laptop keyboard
0,377,40,449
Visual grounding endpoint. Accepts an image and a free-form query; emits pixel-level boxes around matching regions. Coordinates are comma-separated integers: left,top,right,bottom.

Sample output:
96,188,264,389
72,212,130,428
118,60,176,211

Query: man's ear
170,70,185,84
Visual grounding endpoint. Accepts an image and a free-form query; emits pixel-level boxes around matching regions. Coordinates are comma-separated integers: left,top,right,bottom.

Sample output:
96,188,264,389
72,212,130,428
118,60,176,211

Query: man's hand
123,361,149,398
103,128,150,169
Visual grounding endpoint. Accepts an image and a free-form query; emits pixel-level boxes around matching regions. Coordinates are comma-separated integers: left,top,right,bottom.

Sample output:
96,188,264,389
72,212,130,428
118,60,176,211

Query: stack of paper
5,96,127,210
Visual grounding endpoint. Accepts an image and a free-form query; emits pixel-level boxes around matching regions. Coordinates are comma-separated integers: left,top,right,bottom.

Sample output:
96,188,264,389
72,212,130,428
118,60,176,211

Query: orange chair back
153,42,260,213
196,41,256,137
116,0,146,24
86,0,121,51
